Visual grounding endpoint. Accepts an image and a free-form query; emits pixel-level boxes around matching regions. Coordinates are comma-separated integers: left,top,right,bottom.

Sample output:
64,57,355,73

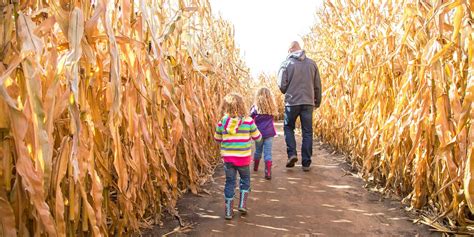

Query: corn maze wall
0,0,250,235
305,0,473,232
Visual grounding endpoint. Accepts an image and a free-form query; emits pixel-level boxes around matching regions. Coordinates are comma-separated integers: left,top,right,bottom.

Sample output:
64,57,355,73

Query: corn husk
0,0,250,235
304,0,473,232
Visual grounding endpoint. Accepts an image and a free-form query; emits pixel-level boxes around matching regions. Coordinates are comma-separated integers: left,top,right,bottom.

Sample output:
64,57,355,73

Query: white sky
210,0,322,78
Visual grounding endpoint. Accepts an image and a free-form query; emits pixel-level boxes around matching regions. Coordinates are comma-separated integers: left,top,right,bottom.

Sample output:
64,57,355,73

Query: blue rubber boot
224,198,234,220
238,190,249,214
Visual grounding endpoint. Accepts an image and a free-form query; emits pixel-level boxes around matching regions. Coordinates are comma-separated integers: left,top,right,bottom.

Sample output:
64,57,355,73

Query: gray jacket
277,50,321,107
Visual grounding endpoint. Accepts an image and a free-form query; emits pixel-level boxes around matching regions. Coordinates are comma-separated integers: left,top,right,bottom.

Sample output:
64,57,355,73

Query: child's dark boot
238,190,249,214
224,198,234,220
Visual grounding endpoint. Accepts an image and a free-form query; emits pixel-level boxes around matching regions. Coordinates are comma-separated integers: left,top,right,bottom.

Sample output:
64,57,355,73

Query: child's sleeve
250,105,257,118
249,120,262,141
214,121,223,142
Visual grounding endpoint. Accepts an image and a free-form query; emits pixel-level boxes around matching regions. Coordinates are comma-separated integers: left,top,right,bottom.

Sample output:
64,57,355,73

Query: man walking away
277,41,322,171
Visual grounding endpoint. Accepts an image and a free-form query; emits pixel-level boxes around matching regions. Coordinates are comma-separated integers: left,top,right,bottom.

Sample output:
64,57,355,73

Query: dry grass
304,0,473,232
0,0,250,235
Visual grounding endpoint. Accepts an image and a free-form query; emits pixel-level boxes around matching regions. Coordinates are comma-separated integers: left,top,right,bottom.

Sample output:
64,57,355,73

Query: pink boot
265,161,272,180
253,159,260,171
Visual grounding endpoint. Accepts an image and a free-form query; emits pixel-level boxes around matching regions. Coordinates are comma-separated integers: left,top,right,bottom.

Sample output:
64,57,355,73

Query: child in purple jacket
250,88,278,179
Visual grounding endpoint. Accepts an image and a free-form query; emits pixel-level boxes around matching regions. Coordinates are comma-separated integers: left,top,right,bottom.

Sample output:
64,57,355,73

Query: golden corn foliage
305,0,473,232
0,0,250,235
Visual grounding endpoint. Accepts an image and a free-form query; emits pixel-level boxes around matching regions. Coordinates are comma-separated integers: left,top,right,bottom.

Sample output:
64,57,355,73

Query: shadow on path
145,122,438,237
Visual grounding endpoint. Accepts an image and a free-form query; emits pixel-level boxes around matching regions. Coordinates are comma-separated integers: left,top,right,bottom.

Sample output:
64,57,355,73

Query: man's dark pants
283,105,313,167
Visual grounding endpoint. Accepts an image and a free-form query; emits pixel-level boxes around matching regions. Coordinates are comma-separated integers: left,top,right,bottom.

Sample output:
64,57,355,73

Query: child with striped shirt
214,93,262,220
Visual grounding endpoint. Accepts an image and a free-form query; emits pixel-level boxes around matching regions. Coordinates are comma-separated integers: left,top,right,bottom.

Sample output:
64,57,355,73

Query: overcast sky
210,0,322,78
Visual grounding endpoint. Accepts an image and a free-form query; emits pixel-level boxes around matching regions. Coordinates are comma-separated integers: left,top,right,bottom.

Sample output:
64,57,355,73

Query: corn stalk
305,0,473,232
0,0,249,235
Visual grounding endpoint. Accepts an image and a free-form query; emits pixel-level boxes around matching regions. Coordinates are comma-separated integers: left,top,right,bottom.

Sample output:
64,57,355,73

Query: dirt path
146,122,437,236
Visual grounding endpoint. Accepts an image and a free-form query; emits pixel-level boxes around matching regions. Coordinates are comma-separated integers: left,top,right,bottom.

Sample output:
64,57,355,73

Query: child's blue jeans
254,137,274,161
224,162,250,199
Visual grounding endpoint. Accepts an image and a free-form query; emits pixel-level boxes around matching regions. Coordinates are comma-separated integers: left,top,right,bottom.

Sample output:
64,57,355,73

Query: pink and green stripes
214,116,262,166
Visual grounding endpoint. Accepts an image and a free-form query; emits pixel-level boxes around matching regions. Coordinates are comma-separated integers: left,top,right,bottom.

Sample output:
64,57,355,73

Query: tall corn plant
305,0,473,232
0,0,249,235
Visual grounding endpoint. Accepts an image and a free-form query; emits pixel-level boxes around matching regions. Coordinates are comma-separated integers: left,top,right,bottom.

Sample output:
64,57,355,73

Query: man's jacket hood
288,50,306,61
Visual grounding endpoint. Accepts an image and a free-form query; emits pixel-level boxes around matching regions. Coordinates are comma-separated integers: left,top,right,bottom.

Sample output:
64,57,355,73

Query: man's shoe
286,156,298,168
302,166,310,172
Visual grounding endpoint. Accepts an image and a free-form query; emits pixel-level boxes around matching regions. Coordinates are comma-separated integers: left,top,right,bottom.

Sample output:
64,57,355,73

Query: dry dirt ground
144,122,439,237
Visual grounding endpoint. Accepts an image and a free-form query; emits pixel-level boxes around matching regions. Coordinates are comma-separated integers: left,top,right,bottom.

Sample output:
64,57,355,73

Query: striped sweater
214,115,262,166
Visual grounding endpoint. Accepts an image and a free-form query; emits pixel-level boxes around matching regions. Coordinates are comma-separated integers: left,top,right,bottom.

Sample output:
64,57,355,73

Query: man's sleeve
314,64,322,108
277,63,289,94
214,122,223,142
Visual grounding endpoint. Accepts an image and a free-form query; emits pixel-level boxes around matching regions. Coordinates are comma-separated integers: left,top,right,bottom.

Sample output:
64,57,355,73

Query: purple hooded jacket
250,106,276,139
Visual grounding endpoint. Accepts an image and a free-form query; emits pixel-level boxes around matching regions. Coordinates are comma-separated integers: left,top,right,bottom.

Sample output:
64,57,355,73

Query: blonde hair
254,88,277,116
220,93,248,118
